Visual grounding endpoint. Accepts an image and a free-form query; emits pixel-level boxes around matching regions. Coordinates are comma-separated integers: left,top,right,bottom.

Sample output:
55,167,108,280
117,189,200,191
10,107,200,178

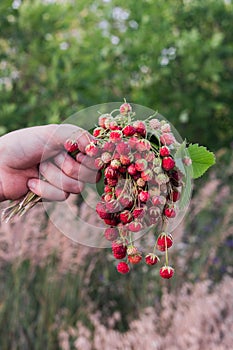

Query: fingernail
28,179,36,189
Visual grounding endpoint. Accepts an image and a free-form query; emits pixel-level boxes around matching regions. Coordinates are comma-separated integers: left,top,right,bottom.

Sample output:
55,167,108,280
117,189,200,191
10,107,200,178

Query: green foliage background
0,0,232,348
0,0,232,149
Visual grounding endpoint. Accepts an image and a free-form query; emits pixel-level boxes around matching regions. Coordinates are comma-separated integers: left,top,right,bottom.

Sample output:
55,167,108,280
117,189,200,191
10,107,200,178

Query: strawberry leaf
187,144,215,179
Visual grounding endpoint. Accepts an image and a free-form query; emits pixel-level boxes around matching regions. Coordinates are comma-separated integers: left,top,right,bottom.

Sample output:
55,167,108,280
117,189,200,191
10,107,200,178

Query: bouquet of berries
2,101,215,279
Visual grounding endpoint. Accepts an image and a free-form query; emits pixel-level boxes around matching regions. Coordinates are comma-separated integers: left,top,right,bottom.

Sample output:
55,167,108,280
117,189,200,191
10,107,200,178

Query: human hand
0,124,100,201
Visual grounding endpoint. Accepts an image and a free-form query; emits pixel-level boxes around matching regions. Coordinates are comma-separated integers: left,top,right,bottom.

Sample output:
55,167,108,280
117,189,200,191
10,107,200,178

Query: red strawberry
162,157,175,171
112,241,127,259
85,143,99,157
160,146,170,157
128,254,142,264
138,191,150,203
164,206,176,218
119,102,132,115
104,217,119,226
104,227,119,241
109,130,123,143
123,125,136,136
120,155,133,166
135,159,148,172
64,139,79,153
109,120,120,130
157,233,173,251
172,189,180,202
132,207,145,219
119,195,133,209
107,178,118,187
117,261,130,274
145,253,159,265
104,185,112,193
119,210,133,224
160,266,174,279
104,167,118,179
133,120,146,137
128,221,143,232
93,127,104,137
96,202,111,219
104,193,113,202
127,164,137,176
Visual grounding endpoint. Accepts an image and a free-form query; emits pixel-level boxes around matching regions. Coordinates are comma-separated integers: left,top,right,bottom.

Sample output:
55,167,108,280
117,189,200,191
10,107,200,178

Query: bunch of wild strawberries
82,103,185,279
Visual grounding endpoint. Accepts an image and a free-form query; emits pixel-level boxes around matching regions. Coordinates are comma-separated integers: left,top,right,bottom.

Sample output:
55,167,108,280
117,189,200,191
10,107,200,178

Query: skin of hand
0,124,100,202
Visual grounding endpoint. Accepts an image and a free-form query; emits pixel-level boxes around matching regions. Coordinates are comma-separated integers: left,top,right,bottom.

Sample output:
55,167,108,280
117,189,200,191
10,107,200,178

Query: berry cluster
82,102,187,279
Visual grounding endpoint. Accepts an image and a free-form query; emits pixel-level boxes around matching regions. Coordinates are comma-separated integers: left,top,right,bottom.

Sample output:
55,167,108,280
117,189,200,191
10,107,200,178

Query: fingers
39,161,85,194
27,178,69,201
53,152,100,183
50,124,94,154
75,152,97,170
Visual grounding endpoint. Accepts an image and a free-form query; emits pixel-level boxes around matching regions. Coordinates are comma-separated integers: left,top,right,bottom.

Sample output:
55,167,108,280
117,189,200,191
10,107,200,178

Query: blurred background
0,0,232,349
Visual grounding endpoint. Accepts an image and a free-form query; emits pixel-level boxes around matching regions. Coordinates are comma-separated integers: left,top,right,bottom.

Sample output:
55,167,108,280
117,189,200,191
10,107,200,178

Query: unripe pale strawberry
104,193,113,202
161,123,171,133
119,102,132,115
128,136,139,149
120,154,132,166
160,266,174,279
104,227,119,241
98,114,110,128
144,151,155,162
94,157,104,169
145,253,159,265
156,173,169,185
123,125,136,136
183,156,192,166
127,245,139,255
137,178,146,187
109,120,120,130
64,139,79,153
149,118,160,129
117,261,130,274
101,152,112,164
160,146,170,157
136,139,151,152
157,233,173,251
135,159,148,172
160,133,176,146
149,206,161,218
104,116,114,129
103,141,115,153
152,195,166,206
111,159,121,169
116,142,131,155
141,169,153,181
162,157,175,171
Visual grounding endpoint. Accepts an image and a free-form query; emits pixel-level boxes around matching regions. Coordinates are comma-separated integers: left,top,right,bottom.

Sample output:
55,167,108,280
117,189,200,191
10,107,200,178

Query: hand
0,124,100,201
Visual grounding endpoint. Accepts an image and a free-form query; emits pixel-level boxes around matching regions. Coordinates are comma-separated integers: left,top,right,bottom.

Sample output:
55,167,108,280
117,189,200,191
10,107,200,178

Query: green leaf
96,170,105,197
187,144,215,179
